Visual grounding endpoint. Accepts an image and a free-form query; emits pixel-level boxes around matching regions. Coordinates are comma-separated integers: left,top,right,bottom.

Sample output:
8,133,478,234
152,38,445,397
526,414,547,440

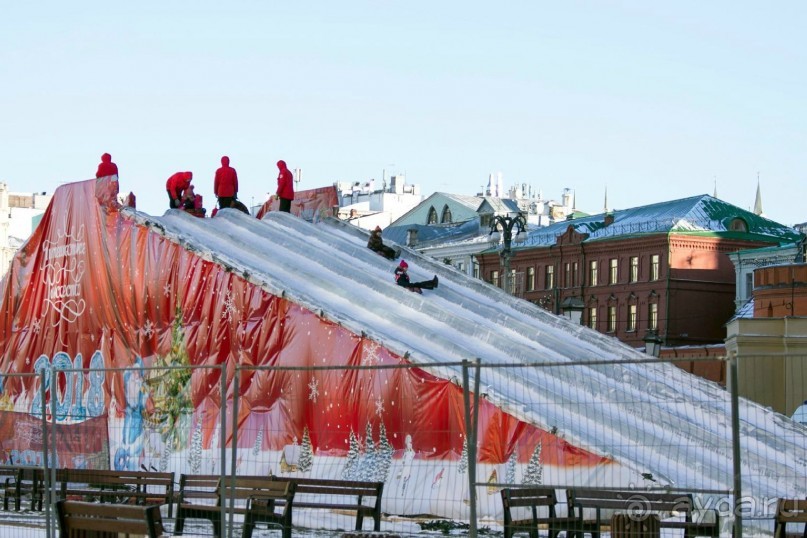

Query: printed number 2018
30,351,106,421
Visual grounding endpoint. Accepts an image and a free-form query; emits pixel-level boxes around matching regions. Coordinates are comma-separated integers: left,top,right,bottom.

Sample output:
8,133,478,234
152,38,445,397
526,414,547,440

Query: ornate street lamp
643,329,663,357
489,212,527,294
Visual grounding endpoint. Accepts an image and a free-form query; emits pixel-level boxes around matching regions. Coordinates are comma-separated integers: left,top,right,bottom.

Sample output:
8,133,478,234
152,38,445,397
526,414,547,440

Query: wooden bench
566,489,720,538
270,476,385,532
54,468,175,510
1,465,44,511
55,499,166,537
174,475,294,538
500,487,578,538
774,498,807,538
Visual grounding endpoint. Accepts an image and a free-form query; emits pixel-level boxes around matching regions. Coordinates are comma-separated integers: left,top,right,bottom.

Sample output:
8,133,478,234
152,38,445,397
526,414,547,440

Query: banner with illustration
0,410,108,469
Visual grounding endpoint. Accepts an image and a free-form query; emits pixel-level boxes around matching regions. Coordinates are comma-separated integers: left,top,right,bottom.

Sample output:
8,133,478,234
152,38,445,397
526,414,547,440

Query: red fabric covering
95,153,118,178
213,156,238,198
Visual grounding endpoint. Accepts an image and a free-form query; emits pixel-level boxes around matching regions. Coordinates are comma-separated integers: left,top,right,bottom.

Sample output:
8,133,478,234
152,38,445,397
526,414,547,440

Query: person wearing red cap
95,153,118,178
213,156,239,210
367,225,398,260
166,171,193,209
394,260,438,294
275,160,295,213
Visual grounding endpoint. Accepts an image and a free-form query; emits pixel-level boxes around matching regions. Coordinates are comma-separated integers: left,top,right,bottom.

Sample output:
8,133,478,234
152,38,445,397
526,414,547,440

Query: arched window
427,206,438,224
441,205,452,223
729,218,748,232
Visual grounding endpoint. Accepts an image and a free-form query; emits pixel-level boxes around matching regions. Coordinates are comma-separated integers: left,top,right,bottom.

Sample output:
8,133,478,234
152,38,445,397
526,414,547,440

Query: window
629,257,638,283
427,206,438,224
607,306,617,333
545,266,555,289
572,262,579,287
648,303,658,330
651,255,660,281
588,307,597,330
527,267,535,291
457,262,464,273
564,262,571,287
729,218,748,232
627,304,637,332
589,260,598,286
441,205,452,223
745,273,753,299
609,258,618,284
473,261,480,279
491,270,499,287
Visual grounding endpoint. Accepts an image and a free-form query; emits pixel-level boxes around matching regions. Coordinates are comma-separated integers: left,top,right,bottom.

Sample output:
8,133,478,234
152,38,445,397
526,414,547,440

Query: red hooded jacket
276,160,294,200
166,171,193,201
95,153,118,178
214,156,239,198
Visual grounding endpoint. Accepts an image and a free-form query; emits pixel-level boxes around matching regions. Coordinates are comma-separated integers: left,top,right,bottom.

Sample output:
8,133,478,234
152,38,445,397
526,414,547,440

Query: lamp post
489,213,527,294
643,329,662,357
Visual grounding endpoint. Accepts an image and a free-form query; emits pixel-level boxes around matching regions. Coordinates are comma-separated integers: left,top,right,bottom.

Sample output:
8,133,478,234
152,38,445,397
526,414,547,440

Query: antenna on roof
713,177,718,198
603,186,609,213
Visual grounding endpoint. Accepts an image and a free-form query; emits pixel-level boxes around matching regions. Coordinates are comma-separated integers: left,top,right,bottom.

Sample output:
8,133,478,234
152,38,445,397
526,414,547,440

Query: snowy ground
0,506,490,537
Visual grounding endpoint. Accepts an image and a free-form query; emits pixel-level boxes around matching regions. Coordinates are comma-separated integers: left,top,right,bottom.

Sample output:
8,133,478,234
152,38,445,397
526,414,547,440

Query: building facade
479,195,802,348
0,183,52,279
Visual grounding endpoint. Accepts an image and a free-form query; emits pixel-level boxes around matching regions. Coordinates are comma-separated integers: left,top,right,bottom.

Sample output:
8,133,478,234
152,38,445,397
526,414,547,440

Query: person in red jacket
213,155,239,210
95,153,118,178
275,160,295,213
166,171,193,209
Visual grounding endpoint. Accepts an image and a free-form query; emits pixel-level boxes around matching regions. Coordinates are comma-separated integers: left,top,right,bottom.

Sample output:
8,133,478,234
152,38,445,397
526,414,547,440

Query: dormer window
441,205,452,223
427,206,438,224
729,217,748,232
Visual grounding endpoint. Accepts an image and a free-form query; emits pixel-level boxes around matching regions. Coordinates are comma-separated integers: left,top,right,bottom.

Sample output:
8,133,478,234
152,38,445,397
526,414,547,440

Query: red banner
0,411,109,469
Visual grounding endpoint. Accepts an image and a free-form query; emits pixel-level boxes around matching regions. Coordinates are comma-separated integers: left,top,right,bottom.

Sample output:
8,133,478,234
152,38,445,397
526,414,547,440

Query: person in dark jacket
213,156,239,210
394,260,438,293
275,160,295,213
95,153,118,178
166,171,193,209
368,226,398,260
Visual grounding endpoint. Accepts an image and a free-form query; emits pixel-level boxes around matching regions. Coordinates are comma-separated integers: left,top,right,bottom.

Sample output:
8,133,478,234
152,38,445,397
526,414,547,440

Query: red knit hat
399,260,408,269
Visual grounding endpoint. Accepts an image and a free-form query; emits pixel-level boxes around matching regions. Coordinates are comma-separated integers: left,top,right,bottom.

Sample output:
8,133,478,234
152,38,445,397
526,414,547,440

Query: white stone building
0,183,53,278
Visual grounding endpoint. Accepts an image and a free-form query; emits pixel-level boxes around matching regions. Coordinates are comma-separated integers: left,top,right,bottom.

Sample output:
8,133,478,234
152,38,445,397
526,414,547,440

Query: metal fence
1,354,805,537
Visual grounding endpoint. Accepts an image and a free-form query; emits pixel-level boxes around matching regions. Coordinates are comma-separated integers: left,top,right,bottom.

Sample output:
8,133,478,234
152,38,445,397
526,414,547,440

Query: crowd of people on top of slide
94,153,296,218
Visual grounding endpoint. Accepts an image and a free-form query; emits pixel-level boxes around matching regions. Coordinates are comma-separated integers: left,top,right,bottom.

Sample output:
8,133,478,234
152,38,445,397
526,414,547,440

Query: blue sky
2,1,805,225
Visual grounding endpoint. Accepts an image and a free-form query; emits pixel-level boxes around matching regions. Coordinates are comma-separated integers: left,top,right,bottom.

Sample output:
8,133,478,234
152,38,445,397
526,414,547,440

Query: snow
121,206,807,528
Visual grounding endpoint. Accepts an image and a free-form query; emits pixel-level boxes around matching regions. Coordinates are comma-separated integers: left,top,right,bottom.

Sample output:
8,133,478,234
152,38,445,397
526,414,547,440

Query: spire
713,177,718,198
753,173,764,216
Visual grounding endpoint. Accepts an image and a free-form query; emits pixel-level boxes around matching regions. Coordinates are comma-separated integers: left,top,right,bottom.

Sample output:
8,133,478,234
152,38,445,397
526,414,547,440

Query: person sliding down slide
394,260,438,294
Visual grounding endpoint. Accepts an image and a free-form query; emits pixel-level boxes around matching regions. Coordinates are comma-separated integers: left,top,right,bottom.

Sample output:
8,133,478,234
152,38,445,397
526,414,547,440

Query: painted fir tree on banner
144,303,193,452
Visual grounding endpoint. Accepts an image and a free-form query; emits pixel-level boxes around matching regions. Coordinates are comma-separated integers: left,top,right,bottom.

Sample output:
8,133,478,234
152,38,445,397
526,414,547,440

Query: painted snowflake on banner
163,283,171,297
142,319,155,339
31,318,41,334
308,377,319,402
375,397,385,416
221,290,236,321
362,341,382,365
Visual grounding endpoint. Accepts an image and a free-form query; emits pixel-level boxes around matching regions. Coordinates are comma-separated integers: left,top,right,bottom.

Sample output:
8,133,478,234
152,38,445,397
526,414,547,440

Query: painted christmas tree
342,429,360,480
299,427,314,472
359,422,376,481
376,422,394,482
457,437,468,474
523,441,543,485
188,420,203,474
505,444,518,485
253,425,264,456
144,303,193,451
